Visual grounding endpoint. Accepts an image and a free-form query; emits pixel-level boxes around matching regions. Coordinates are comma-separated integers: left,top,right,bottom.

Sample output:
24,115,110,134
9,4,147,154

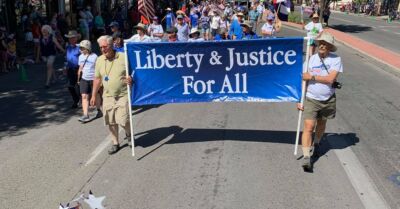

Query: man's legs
314,119,327,144
108,124,119,145
302,119,316,170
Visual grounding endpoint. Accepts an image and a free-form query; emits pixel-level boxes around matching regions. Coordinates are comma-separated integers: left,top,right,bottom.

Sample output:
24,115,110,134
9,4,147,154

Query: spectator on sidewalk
162,8,175,31
248,6,259,33
112,32,124,52
65,30,81,109
210,11,221,39
199,11,211,40
166,27,178,42
323,7,331,26
77,40,100,123
175,15,189,42
109,21,121,37
0,29,8,73
188,28,204,42
304,13,324,55
32,19,41,63
241,21,259,39
90,35,132,155
148,16,164,42
6,34,17,71
125,23,151,42
40,25,65,89
297,32,343,171
94,11,106,38
261,13,280,38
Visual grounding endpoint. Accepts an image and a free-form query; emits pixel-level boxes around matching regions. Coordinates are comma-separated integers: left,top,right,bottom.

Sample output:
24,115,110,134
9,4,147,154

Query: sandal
108,144,120,155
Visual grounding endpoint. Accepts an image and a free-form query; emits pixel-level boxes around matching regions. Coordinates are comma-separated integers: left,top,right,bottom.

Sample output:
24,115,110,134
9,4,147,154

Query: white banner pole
294,37,311,155
124,43,135,157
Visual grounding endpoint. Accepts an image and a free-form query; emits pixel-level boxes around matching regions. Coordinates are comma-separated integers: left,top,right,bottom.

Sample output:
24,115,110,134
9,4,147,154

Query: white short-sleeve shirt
305,22,323,38
261,22,274,37
79,53,98,81
306,53,343,101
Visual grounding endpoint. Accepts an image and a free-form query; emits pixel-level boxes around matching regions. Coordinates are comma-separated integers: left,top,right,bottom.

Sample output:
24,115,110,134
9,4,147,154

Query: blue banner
126,38,303,105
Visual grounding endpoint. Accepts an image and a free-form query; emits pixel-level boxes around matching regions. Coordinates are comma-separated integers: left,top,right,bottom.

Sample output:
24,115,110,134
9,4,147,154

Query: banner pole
124,43,135,157
294,37,311,155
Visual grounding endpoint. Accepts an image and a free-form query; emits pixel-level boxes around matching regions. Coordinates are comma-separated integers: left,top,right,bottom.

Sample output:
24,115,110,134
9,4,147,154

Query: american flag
138,0,156,21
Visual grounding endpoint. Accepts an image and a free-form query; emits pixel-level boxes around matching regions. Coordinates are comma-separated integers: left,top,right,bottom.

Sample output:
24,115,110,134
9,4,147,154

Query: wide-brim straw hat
79,40,91,51
134,23,146,31
64,30,79,38
316,32,337,52
240,21,252,28
189,28,200,37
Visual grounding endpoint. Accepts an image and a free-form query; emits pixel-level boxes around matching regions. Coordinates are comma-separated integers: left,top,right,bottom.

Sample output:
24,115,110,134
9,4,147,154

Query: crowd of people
0,0,344,162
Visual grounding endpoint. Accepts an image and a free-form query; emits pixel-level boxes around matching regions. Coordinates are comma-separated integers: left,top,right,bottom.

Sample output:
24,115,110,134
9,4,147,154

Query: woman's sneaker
79,115,91,123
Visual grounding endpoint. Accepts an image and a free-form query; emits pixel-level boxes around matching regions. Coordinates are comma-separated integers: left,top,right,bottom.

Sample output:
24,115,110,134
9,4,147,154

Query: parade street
0,26,400,209
329,11,400,54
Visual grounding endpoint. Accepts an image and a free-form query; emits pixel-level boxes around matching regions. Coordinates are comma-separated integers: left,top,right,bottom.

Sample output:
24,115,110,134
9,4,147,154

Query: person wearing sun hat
77,39,101,123
297,32,343,171
188,28,204,42
162,7,175,31
304,12,324,54
65,30,81,109
125,23,151,42
175,14,189,41
241,21,259,39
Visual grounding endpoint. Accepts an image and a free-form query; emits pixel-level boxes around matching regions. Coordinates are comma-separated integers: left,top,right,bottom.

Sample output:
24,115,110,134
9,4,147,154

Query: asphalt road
328,11,400,54
0,26,399,209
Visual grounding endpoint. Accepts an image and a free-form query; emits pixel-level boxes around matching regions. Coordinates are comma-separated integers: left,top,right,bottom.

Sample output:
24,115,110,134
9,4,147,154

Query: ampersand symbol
209,51,222,65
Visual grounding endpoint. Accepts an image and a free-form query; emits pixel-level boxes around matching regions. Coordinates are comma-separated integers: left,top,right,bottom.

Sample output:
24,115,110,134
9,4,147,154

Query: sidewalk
283,21,400,70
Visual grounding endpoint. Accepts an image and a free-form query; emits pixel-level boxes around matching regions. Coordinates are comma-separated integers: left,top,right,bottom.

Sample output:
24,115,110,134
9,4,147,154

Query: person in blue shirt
228,16,243,40
112,32,124,52
64,30,81,108
241,21,259,40
190,9,199,29
162,8,175,31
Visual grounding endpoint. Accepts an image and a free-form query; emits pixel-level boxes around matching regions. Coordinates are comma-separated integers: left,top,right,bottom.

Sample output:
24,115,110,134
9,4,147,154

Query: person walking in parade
175,15,189,42
304,13,324,55
126,23,151,42
90,35,132,155
261,13,280,38
77,40,101,123
64,30,81,109
40,25,65,89
297,32,343,171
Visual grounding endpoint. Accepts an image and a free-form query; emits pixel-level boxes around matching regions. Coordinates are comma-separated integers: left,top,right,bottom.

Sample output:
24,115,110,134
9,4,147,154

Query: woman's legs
81,94,89,116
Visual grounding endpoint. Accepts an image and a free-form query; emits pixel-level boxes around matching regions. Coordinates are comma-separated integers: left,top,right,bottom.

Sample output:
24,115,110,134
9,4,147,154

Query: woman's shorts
201,28,210,34
79,79,93,94
303,94,336,120
42,55,56,65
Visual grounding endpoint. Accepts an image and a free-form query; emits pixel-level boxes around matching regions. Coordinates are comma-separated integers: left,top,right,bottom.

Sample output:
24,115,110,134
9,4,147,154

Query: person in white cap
77,40,100,123
297,32,343,171
304,13,324,54
261,13,280,38
148,16,164,42
125,23,151,42
188,28,204,42
175,15,189,42
162,8,175,31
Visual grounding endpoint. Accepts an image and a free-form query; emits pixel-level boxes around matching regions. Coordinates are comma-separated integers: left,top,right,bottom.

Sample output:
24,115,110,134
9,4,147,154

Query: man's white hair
97,35,113,46
41,25,53,35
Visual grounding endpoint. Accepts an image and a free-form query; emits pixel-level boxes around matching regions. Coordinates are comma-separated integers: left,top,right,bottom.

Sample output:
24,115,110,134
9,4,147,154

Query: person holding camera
297,32,343,171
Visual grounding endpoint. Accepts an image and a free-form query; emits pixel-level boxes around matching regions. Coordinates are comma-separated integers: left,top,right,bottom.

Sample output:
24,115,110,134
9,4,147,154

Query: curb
282,21,400,71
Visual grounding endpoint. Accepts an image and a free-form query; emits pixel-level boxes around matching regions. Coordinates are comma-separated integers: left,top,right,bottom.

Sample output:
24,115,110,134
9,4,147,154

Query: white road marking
333,146,390,209
85,129,123,166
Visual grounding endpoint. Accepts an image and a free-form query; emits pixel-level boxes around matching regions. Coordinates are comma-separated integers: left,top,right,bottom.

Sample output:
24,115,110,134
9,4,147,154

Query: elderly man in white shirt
125,23,151,43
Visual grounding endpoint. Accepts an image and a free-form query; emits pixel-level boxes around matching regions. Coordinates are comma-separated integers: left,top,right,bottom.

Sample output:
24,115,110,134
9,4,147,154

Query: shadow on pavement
132,104,164,115
135,126,359,160
312,133,360,165
329,24,373,33
0,59,77,139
